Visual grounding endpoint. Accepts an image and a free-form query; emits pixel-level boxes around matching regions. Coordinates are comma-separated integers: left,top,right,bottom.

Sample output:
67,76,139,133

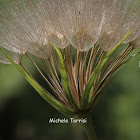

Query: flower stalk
77,110,97,140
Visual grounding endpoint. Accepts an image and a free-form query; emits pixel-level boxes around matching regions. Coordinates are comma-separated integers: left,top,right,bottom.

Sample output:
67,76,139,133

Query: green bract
0,48,75,116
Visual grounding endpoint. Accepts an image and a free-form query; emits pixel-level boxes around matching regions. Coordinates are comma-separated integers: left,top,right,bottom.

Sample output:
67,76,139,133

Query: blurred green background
0,0,140,140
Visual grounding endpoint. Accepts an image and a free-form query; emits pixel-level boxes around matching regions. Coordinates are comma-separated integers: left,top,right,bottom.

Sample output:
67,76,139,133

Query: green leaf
50,42,79,110
0,48,75,116
90,51,140,109
80,32,132,109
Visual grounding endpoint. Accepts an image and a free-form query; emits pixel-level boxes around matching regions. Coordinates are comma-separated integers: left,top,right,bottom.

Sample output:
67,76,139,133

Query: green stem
77,110,97,140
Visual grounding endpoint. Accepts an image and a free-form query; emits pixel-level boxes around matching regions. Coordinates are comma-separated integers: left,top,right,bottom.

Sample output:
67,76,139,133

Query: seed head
0,0,140,114
0,0,140,64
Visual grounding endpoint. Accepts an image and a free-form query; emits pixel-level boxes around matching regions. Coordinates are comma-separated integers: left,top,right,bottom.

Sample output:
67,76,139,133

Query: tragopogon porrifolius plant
0,0,140,140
